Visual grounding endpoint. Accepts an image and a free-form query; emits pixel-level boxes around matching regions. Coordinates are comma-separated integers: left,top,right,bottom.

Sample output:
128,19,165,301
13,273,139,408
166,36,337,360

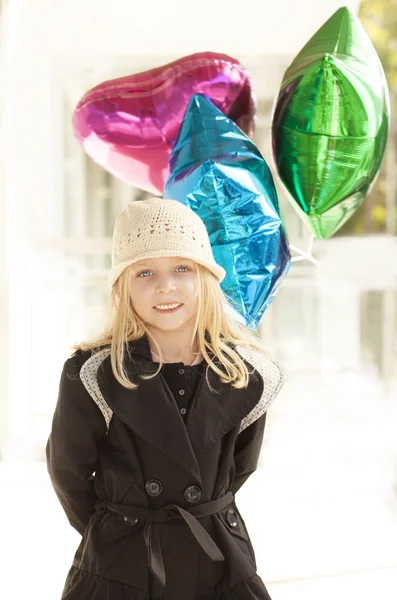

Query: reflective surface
164,94,291,328
272,7,390,239
72,52,256,195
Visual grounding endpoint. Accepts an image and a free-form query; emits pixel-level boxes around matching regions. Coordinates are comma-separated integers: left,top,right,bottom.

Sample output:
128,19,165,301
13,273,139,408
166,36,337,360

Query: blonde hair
72,263,271,391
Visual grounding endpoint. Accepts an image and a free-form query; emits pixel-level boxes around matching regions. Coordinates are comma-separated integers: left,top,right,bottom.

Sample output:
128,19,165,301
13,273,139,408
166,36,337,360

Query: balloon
272,7,390,239
72,52,256,195
164,94,291,329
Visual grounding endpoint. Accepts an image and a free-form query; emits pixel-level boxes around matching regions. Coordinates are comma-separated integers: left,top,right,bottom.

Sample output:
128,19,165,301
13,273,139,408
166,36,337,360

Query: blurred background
0,0,397,598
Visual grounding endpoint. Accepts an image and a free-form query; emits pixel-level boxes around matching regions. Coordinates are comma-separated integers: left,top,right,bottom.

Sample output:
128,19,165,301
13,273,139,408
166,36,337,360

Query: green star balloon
272,6,390,239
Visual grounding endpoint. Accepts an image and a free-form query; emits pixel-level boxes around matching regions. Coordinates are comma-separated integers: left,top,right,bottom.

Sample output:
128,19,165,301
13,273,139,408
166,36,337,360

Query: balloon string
289,234,319,266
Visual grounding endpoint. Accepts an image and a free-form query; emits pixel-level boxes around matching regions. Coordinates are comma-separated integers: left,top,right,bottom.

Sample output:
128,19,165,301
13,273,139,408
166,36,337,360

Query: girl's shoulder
235,343,284,396
235,344,285,432
64,345,111,377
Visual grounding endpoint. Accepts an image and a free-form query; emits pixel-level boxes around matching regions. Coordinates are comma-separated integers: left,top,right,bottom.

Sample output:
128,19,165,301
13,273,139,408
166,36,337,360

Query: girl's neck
147,331,200,365
150,347,201,365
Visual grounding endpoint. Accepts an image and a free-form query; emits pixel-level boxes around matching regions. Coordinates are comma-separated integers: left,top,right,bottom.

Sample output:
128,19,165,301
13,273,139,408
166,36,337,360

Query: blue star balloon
164,93,291,328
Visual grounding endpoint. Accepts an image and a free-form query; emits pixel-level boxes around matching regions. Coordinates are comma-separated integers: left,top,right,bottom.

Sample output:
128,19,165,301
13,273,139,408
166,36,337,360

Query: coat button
145,479,163,497
123,516,139,526
184,485,202,503
226,508,238,527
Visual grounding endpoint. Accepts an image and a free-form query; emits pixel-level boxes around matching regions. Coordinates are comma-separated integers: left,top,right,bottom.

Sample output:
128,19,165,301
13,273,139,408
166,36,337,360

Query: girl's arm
46,351,107,535
230,412,267,495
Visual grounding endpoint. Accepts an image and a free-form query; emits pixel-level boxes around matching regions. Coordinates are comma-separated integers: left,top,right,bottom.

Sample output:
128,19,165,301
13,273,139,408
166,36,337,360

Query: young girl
46,197,284,600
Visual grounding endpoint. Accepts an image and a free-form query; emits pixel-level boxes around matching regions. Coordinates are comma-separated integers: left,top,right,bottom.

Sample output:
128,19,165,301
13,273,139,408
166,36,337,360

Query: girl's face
128,256,199,335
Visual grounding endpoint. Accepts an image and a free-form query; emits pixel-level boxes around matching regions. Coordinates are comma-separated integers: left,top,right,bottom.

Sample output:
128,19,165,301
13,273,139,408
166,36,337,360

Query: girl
46,197,284,600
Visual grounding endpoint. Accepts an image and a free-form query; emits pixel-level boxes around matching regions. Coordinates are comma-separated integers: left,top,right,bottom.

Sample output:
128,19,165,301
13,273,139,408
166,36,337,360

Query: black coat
46,336,284,600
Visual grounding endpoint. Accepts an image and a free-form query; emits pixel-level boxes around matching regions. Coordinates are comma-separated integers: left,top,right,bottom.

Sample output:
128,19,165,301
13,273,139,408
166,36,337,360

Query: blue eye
137,270,152,277
176,265,191,272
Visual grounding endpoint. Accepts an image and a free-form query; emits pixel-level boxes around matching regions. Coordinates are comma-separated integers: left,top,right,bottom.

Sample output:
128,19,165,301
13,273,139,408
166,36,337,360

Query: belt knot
97,491,234,587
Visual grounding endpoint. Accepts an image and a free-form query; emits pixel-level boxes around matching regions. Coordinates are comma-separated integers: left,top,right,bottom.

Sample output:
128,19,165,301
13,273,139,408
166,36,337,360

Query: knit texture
108,198,226,288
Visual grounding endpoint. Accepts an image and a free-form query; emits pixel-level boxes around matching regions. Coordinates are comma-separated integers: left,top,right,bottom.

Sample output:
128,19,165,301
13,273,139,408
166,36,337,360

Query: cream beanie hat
108,198,226,289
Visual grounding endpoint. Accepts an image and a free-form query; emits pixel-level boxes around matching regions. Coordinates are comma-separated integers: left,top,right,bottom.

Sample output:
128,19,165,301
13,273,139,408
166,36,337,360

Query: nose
155,274,177,294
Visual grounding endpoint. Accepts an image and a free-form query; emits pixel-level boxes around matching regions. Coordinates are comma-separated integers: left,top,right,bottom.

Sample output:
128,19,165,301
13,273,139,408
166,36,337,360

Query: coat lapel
185,357,263,451
96,336,263,486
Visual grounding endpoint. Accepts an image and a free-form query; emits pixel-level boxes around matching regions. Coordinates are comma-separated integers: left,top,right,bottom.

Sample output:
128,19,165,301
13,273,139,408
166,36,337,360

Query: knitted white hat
108,198,226,289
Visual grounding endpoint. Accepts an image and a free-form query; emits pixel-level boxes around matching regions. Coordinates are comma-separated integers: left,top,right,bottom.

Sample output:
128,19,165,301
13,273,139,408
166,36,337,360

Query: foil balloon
72,52,256,195
272,7,390,239
164,94,291,328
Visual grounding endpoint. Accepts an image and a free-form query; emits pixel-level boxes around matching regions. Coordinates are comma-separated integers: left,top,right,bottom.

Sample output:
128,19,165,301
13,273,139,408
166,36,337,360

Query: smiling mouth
153,303,183,312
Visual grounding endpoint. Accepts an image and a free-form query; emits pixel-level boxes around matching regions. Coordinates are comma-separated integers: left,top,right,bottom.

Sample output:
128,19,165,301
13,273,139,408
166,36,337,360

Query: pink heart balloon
72,52,256,194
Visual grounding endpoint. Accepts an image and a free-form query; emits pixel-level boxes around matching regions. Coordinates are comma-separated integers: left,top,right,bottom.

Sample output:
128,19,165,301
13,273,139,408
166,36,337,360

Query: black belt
96,491,234,587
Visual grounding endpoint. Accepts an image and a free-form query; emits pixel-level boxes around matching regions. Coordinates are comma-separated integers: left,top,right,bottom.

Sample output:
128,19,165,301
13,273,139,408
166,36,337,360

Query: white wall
50,0,361,59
